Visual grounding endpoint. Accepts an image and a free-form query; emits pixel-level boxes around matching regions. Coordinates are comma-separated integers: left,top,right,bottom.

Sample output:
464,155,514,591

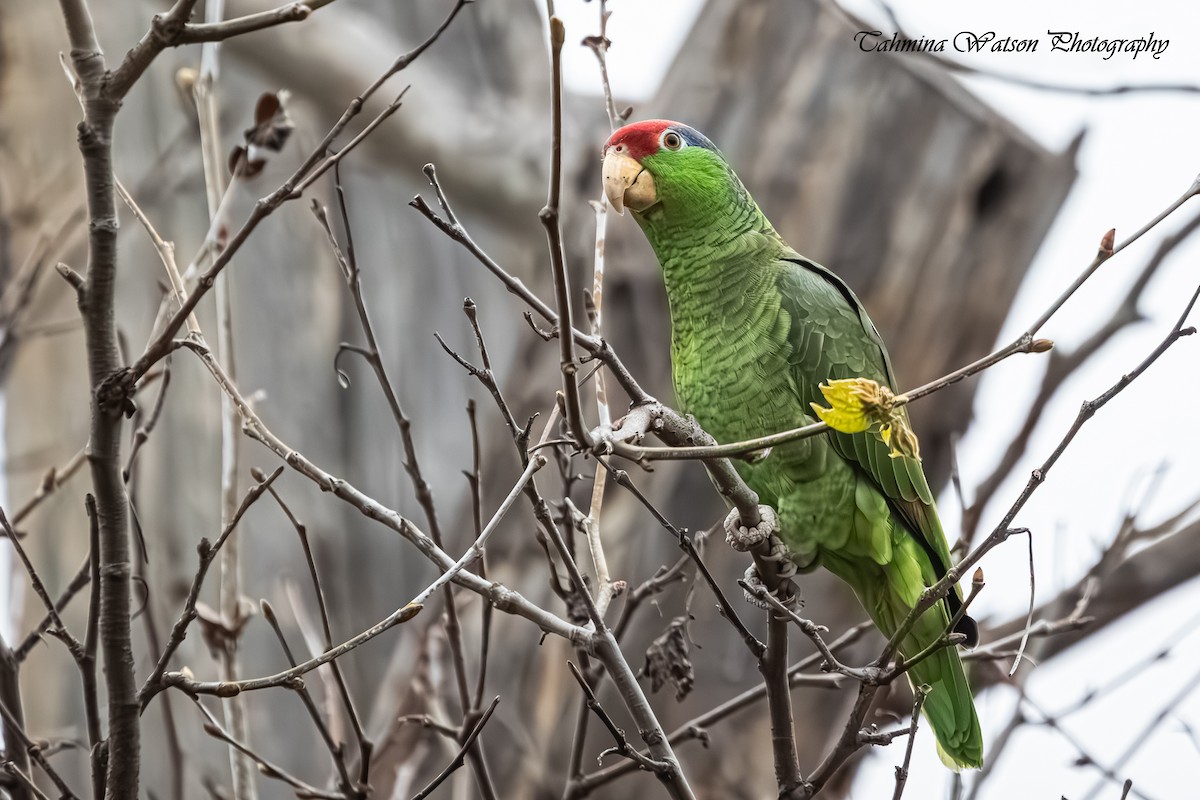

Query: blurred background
1,0,1198,798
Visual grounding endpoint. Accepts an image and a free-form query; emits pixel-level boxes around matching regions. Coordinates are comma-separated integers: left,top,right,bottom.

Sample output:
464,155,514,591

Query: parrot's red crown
604,120,680,161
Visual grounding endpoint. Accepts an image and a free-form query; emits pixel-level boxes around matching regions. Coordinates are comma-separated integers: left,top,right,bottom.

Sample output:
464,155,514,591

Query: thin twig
315,177,478,734
885,280,1199,673
565,664,594,789
465,401,493,713
0,692,78,799
432,302,520,440
410,696,500,800
567,662,668,772
177,2,316,43
189,697,342,800
10,449,86,528
123,356,173,483
2,763,47,800
891,686,929,800
963,213,1200,544
138,467,285,707
540,14,589,448
177,338,588,644
1009,530,1036,676
165,602,424,697
257,472,371,795
603,461,763,657
127,0,472,387
1079,664,1200,800
582,199,616,616
14,556,89,661
195,15,259,797
963,613,1093,665
0,638,31,800
259,601,356,798
82,495,103,747
115,178,200,336
0,508,85,661
565,624,868,796
744,585,873,682
582,0,624,130
164,456,546,697
610,554,690,643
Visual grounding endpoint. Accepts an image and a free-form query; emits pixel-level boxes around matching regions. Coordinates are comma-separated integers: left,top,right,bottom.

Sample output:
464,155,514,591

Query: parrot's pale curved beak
602,149,656,216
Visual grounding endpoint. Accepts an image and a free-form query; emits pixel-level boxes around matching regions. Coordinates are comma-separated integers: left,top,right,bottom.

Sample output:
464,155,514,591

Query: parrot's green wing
778,254,983,769
777,255,972,633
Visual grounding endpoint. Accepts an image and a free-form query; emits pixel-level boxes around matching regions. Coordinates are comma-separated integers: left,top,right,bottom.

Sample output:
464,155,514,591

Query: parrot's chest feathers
666,273,801,446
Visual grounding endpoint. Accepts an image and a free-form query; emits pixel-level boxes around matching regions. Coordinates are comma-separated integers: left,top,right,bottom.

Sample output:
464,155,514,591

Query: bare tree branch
411,696,500,800
139,467,285,708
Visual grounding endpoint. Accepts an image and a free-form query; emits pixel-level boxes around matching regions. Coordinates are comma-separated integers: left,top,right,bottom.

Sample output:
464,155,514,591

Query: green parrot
601,119,982,769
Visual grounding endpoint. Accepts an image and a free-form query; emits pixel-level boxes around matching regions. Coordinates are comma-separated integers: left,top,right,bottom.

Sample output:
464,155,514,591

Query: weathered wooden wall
0,0,1076,798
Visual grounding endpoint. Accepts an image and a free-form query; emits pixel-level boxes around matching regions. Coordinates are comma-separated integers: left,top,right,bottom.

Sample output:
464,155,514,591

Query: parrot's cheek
602,150,657,215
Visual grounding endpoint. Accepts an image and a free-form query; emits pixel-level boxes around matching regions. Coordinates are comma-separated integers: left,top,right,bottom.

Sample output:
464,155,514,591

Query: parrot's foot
725,507,803,608
723,505,779,552
741,564,772,609
588,402,663,454
740,561,802,609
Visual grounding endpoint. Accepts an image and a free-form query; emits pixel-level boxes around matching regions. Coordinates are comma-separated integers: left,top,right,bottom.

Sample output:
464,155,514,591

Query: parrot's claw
762,534,800,579
588,403,664,455
741,564,773,609
741,562,804,609
724,505,778,552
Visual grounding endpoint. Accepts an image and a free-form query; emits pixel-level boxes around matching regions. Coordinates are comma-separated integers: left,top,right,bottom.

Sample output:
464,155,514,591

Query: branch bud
175,67,197,94
1030,338,1054,353
550,16,565,50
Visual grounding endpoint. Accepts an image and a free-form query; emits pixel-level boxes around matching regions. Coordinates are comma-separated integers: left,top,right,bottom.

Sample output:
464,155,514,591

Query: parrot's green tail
905,637,983,770
832,554,984,770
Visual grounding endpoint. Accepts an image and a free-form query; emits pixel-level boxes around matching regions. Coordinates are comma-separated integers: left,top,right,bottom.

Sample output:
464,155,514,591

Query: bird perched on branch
602,119,982,769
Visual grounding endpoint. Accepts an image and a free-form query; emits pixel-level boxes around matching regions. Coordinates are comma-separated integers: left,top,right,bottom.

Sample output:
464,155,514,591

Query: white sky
557,1,1200,797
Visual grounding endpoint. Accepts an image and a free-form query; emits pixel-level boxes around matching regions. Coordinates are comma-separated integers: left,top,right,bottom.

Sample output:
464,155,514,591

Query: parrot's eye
661,130,683,151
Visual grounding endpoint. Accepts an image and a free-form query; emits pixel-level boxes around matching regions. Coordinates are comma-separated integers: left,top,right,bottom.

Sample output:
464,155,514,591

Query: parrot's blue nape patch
675,125,718,152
